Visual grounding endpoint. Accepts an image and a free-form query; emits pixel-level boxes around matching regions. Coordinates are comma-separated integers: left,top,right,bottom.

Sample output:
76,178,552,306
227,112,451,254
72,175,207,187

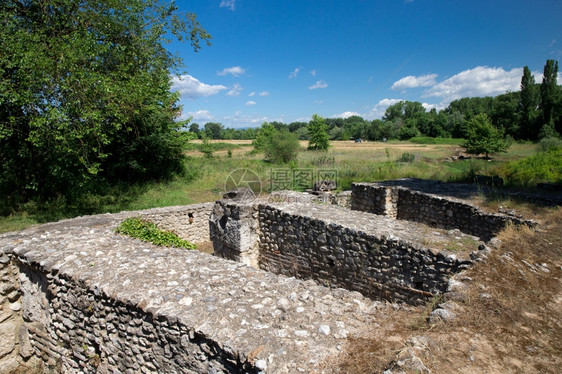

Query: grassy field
0,139,547,233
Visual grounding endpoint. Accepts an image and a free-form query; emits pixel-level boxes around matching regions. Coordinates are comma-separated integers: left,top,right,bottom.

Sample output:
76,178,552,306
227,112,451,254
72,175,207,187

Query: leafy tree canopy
462,114,511,158
307,114,330,150
0,0,210,205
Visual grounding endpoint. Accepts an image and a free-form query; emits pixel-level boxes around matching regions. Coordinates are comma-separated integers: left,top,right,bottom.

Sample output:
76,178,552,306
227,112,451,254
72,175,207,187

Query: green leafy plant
115,217,196,249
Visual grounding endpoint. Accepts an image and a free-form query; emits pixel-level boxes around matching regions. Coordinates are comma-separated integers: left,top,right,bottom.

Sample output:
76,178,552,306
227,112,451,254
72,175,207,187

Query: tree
462,114,511,158
0,0,211,205
307,114,330,150
539,59,560,132
189,123,200,135
518,66,539,139
264,131,300,163
252,122,277,151
204,122,224,139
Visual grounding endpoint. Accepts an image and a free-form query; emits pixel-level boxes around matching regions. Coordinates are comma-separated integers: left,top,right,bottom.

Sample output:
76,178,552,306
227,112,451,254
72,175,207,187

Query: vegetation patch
499,147,562,187
115,217,196,249
410,137,465,145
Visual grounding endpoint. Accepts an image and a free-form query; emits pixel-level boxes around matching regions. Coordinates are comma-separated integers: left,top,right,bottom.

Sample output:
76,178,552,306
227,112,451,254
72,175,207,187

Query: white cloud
309,80,328,89
184,110,214,122
421,102,440,111
246,100,256,106
363,98,403,119
391,74,438,90
259,91,270,96
310,70,317,77
220,0,236,11
226,83,243,97
248,91,256,97
332,111,360,119
314,100,323,105
171,75,227,98
218,66,246,76
289,67,301,79
223,112,270,126
424,66,523,103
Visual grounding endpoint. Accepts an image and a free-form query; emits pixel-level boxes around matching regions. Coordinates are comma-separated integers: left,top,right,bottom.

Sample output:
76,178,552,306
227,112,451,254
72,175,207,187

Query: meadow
0,139,548,233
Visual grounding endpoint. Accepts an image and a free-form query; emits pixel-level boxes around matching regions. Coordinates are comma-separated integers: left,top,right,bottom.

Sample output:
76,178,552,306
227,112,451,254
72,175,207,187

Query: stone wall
1,204,383,373
211,193,474,305
351,181,535,241
257,203,471,304
134,202,214,244
0,253,38,373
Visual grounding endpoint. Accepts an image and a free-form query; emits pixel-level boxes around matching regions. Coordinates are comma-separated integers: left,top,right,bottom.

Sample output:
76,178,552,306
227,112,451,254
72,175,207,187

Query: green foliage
0,0,211,207
398,122,422,140
200,135,215,159
410,137,464,145
540,59,560,127
538,136,562,152
500,148,562,187
307,114,330,150
115,217,196,249
462,114,512,158
252,122,277,151
397,153,416,163
519,66,539,139
264,131,300,164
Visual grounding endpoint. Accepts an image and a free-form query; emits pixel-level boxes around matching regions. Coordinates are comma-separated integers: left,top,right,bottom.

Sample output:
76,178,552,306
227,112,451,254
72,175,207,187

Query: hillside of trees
190,60,561,143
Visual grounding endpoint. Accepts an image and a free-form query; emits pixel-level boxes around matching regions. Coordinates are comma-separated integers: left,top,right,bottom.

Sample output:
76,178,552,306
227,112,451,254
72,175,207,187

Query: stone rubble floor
1,212,406,373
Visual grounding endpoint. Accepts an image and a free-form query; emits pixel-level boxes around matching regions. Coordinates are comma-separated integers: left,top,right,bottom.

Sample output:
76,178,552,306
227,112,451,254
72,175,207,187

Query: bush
500,148,562,187
462,114,511,158
538,136,562,152
397,152,416,163
264,131,300,163
115,217,196,249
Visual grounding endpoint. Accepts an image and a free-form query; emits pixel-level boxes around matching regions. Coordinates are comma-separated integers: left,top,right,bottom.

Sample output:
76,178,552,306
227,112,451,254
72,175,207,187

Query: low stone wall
1,205,383,373
211,193,474,305
257,203,471,304
133,202,214,244
351,180,535,241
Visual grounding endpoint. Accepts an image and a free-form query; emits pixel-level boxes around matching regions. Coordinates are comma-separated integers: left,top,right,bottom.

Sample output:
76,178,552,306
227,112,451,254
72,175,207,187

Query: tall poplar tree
539,60,559,130
518,66,539,139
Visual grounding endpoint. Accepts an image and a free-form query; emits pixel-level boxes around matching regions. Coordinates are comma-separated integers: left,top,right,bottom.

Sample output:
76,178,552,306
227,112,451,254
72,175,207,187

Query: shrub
500,148,562,187
462,114,511,158
264,131,300,163
397,152,416,163
115,217,196,249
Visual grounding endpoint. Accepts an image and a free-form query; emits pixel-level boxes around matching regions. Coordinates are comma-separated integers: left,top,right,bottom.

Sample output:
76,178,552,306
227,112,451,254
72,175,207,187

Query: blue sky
170,0,562,128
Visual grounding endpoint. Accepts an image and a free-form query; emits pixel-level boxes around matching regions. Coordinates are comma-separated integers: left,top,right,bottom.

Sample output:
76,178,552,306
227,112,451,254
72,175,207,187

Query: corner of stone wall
0,253,43,373
209,200,261,268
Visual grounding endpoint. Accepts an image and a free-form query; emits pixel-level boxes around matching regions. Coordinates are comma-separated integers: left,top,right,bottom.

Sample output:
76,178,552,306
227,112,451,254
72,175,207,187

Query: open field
0,140,544,233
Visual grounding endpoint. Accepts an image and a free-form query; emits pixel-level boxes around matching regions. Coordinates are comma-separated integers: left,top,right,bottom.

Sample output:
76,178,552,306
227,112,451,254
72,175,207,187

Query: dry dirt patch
334,207,562,373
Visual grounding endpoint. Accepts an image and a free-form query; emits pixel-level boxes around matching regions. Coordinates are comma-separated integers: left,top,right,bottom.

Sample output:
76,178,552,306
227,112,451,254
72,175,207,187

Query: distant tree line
189,59,561,142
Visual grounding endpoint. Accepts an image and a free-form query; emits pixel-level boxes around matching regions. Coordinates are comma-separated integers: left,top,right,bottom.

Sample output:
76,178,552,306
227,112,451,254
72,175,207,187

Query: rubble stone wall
351,182,533,241
135,202,214,243
210,194,473,305
257,204,470,304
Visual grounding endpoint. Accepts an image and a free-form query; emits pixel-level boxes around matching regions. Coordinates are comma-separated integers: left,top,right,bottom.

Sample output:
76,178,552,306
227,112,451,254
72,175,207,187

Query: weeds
115,217,196,249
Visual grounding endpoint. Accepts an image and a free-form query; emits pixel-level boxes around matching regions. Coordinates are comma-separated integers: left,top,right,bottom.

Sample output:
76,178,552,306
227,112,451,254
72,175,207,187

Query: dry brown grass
335,207,562,373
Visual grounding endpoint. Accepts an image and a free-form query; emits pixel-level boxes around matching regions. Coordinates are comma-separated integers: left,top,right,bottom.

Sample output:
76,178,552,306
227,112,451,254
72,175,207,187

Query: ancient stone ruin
0,179,539,373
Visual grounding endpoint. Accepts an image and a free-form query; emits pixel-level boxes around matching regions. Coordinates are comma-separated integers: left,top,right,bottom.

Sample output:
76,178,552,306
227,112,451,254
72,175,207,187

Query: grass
115,217,196,249
409,136,465,144
0,140,553,233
